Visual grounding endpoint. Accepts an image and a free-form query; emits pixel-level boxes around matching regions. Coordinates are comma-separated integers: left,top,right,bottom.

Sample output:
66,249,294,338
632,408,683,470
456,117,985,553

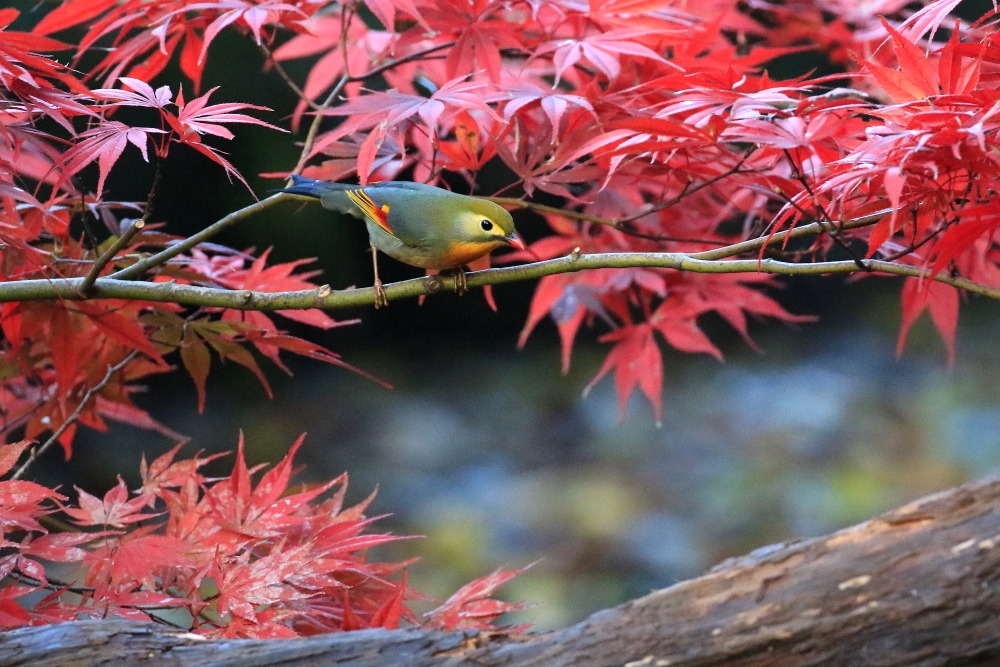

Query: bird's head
454,199,525,251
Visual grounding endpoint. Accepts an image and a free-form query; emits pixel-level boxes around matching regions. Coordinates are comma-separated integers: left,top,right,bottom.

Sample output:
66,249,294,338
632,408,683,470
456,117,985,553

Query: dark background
14,5,1000,628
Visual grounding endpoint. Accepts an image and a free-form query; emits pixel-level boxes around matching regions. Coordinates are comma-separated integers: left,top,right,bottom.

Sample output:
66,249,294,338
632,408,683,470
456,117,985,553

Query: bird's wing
345,188,396,238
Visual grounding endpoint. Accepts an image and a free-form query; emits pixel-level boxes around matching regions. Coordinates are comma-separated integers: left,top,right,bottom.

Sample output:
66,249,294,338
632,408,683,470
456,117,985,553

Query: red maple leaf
63,478,159,528
586,323,664,422
425,565,529,631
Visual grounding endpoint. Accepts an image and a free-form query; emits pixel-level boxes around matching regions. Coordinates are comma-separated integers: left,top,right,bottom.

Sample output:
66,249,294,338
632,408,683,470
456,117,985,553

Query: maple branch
289,7,354,177
79,219,145,296
487,197,619,226
10,569,95,594
9,204,898,308
108,195,285,280
3,246,996,310
611,158,754,240
290,39,458,176
346,41,458,82
10,351,140,481
260,43,324,112
492,196,890,254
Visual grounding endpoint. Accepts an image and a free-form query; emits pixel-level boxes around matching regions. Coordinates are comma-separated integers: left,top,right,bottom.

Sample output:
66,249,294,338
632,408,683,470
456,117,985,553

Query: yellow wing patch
346,189,394,236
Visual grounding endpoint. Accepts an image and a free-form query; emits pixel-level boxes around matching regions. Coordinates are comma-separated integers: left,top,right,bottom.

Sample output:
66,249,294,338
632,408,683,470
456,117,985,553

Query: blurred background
14,8,1000,630
51,272,1000,630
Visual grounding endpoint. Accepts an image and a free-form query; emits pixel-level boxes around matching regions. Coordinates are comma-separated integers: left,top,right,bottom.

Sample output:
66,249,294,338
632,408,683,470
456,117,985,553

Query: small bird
280,176,525,307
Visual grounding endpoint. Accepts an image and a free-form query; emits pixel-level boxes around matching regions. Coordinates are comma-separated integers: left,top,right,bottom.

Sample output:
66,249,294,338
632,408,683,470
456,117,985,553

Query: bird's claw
373,279,388,308
453,268,468,296
370,244,388,308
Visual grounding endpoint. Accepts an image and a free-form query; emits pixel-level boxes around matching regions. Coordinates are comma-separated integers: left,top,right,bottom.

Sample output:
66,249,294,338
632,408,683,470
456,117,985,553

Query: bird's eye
480,219,494,232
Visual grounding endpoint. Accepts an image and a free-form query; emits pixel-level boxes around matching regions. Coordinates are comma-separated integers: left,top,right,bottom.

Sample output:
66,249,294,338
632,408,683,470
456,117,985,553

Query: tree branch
108,195,286,281
346,41,458,83
489,198,889,251
4,247,996,310
79,220,145,296
6,203,935,312
690,209,890,260
259,43,324,112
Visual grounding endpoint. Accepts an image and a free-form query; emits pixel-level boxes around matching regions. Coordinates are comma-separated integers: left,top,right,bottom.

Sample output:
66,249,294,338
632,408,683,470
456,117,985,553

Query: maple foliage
267,0,1000,417
4,0,1000,639
0,437,523,636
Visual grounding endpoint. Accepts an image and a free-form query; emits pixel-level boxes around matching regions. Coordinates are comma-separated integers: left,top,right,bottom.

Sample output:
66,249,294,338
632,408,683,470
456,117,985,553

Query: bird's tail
277,174,352,199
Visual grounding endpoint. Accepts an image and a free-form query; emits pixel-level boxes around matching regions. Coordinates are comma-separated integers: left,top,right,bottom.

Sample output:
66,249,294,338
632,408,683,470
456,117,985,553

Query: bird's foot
370,245,388,308
453,267,468,296
373,279,389,308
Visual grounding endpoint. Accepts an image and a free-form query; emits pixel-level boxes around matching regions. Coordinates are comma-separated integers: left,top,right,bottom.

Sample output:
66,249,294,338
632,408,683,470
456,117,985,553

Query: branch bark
11,197,926,311
4,475,1000,666
5,250,1000,311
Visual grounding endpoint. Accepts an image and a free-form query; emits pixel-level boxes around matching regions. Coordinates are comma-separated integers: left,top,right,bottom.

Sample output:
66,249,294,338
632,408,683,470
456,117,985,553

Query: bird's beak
505,233,526,251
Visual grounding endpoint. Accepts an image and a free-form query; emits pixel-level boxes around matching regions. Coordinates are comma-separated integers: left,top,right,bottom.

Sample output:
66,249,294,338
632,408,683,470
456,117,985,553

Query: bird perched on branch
279,176,525,308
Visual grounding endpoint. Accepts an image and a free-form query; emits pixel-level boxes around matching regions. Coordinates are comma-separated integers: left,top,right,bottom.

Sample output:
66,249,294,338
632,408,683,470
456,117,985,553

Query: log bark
4,475,1000,667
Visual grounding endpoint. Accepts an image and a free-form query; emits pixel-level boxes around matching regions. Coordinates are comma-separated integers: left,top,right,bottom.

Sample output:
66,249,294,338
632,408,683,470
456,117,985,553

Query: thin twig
8,567,194,631
10,351,140,481
291,72,349,176
79,220,145,296
781,148,868,270
487,197,621,226
880,221,947,262
65,201,144,215
108,195,286,281
615,158,752,227
690,209,890,260
260,42,324,112
290,6,355,177
488,196,889,250
9,569,96,594
346,40,458,82
288,33,456,175
89,163,162,282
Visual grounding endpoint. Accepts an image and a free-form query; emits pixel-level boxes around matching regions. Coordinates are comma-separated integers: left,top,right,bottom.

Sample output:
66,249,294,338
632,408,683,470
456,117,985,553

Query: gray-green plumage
280,176,522,271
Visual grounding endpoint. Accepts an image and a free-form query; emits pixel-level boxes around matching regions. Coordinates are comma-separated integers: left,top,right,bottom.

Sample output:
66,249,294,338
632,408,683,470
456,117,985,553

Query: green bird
280,176,525,308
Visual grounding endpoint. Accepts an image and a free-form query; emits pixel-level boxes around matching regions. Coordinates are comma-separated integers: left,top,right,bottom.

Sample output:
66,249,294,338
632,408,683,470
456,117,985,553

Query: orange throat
435,241,503,269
